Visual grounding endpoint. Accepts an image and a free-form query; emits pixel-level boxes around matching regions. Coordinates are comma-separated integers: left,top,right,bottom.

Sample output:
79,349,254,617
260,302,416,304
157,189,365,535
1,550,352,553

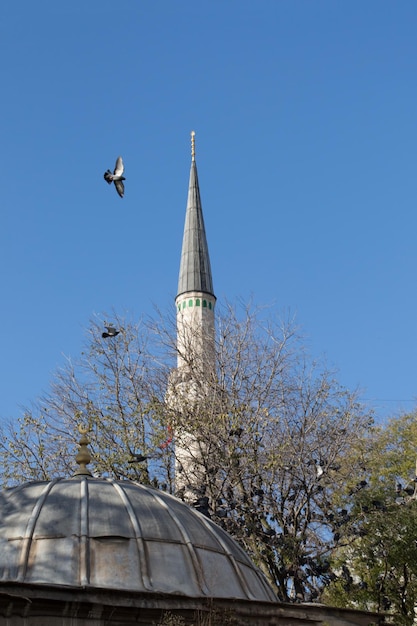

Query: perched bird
175,486,186,499
308,458,324,478
128,453,149,464
103,156,125,198
102,326,120,338
349,480,368,496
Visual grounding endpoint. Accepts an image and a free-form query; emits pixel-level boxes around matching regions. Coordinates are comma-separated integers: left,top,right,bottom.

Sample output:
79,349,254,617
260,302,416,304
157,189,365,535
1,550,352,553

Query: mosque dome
0,473,276,603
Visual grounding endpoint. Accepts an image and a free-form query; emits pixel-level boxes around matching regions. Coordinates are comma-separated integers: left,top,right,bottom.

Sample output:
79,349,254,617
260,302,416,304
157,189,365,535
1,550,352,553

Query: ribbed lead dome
0,476,276,602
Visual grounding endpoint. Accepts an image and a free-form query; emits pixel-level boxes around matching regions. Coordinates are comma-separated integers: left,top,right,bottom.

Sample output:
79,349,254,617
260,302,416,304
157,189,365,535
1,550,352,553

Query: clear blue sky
1,1,416,422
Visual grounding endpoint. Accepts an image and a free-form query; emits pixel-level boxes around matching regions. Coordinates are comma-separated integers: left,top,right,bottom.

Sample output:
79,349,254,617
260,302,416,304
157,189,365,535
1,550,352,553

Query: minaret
175,131,216,376
172,132,216,500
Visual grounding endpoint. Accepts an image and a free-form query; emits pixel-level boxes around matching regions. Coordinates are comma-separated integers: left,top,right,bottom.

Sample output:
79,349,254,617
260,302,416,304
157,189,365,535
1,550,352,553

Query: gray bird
102,326,120,338
104,156,125,198
128,453,149,463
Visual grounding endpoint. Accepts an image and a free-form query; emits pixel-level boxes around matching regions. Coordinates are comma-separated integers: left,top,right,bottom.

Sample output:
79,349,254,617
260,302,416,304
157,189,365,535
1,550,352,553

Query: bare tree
0,312,173,486
0,303,373,602
162,302,373,601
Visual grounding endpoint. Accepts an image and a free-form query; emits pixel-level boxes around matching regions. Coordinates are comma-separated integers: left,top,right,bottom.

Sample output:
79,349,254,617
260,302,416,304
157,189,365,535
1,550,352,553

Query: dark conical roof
177,157,214,298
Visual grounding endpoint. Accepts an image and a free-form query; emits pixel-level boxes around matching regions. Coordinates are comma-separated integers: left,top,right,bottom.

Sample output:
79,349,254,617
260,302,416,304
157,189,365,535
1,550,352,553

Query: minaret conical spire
177,131,214,298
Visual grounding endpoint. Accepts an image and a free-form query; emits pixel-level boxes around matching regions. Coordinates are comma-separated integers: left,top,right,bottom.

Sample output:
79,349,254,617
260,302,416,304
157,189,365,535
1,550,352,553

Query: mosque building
0,135,382,625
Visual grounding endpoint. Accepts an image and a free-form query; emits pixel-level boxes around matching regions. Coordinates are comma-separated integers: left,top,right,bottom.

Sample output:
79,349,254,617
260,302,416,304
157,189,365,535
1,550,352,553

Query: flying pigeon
104,156,125,198
102,326,120,338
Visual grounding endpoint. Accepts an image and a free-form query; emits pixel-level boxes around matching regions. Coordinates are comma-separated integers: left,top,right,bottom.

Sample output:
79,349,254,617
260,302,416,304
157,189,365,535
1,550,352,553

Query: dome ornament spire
73,422,93,477
191,130,196,162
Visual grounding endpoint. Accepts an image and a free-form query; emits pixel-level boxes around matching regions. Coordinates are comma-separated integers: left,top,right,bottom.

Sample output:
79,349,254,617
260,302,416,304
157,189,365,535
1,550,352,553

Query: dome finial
191,130,196,162
73,421,93,476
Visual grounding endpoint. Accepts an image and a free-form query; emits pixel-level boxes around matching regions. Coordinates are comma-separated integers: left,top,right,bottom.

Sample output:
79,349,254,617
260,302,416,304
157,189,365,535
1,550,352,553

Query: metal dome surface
0,476,276,602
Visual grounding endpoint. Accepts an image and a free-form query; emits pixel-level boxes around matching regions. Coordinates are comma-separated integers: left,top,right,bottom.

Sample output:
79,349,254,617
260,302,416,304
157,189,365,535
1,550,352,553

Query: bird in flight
102,326,120,338
104,156,125,198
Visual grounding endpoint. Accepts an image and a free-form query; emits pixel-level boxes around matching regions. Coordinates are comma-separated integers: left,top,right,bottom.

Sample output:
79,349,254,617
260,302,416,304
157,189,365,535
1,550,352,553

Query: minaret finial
191,130,196,162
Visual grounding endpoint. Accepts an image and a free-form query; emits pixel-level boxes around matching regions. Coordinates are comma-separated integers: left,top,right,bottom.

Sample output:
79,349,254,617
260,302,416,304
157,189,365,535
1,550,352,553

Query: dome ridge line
79,476,90,586
17,478,61,582
197,513,261,601
108,479,152,591
145,487,210,596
